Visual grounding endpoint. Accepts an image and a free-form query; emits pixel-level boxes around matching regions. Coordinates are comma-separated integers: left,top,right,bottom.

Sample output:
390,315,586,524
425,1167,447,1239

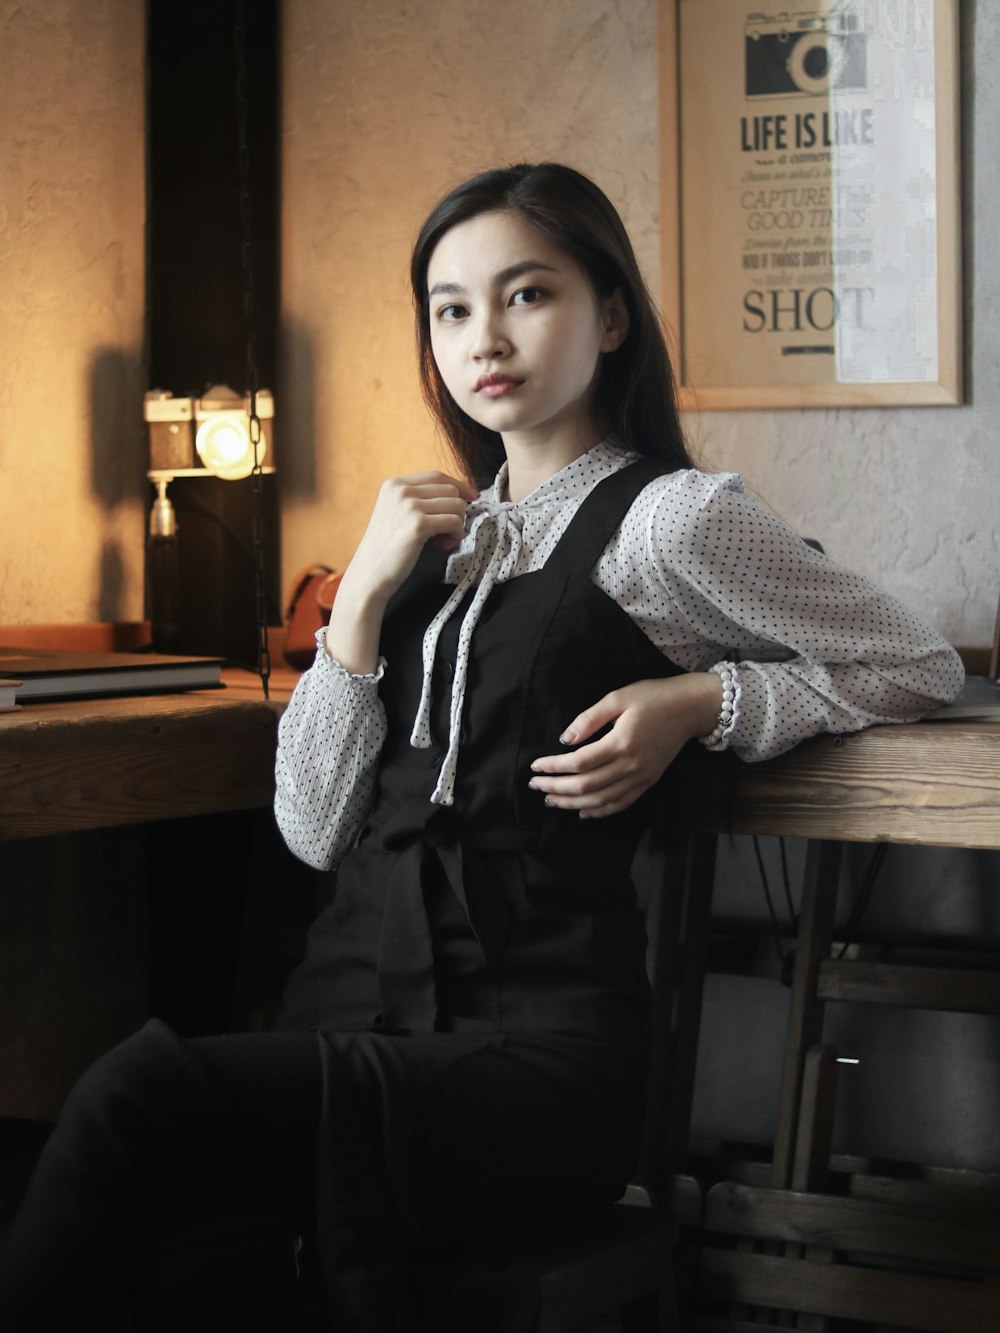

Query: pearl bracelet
701,662,737,751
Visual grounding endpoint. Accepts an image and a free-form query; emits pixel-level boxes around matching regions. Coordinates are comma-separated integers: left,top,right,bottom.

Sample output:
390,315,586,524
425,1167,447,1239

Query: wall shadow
88,346,146,510
88,345,147,623
275,317,317,499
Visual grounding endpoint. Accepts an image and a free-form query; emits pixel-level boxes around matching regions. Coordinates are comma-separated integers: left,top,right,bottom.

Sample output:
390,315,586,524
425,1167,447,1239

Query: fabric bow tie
410,499,526,806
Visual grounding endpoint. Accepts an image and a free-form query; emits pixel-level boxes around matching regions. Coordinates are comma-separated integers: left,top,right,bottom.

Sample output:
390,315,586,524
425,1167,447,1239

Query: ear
599,288,630,353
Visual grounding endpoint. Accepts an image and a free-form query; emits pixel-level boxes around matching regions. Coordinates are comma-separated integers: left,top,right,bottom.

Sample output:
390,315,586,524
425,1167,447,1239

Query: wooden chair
489,827,718,1331
688,838,1000,1332
697,1167,1000,1332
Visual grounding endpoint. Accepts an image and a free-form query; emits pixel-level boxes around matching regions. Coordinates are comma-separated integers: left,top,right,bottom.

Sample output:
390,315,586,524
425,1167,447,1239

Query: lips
475,372,523,398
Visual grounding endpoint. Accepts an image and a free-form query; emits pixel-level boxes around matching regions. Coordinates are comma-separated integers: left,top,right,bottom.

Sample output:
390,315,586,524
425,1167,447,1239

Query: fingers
529,765,645,819
343,471,476,606
555,693,622,747
529,736,647,820
385,471,478,506
529,681,692,819
530,688,629,776
390,470,476,494
373,473,472,550
530,733,617,776
530,741,628,783
377,474,471,540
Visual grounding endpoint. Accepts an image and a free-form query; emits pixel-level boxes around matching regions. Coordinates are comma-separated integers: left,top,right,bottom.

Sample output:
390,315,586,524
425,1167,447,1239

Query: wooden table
3,674,998,848
0,667,297,842
713,717,1000,851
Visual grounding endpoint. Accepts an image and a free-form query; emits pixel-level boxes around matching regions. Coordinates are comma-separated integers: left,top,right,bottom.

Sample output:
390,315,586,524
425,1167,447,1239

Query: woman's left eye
510,286,545,307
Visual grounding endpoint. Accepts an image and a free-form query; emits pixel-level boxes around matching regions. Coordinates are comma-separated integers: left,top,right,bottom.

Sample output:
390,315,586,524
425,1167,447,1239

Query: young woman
0,163,963,1332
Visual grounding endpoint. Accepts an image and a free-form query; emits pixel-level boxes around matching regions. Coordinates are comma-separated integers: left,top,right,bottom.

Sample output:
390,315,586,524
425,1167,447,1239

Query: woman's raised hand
347,472,477,602
325,471,477,675
528,673,723,819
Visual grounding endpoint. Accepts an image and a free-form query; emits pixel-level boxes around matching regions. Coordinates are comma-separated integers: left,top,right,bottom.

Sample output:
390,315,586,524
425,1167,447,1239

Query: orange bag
283,564,342,669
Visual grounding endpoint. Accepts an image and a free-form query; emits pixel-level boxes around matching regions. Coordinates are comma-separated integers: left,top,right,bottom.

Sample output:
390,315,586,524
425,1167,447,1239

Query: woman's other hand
326,471,477,674
528,674,723,818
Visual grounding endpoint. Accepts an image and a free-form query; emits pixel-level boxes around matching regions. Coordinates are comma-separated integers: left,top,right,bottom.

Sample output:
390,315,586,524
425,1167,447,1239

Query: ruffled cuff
313,626,386,683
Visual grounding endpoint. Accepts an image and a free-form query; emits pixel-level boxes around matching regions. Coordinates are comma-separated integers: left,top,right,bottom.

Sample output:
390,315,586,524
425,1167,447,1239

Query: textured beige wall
279,0,660,585
0,0,146,626
281,0,998,648
0,1,993,640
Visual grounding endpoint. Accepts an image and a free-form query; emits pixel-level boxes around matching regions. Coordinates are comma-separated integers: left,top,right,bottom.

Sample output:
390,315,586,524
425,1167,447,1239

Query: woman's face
425,209,626,455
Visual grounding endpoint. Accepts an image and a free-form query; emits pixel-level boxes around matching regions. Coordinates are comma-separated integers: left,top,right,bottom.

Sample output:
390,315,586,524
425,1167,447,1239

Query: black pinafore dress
276,461,703,1324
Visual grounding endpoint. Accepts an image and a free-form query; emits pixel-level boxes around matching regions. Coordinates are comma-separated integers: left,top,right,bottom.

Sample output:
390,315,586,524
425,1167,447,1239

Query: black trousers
0,1017,625,1333
0,1019,325,1332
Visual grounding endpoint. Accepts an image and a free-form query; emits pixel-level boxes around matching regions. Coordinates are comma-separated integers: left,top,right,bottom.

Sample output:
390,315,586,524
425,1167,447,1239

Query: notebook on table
0,647,225,708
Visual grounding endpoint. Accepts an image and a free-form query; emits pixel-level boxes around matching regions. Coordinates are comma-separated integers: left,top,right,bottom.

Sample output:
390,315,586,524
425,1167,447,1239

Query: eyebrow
427,259,559,299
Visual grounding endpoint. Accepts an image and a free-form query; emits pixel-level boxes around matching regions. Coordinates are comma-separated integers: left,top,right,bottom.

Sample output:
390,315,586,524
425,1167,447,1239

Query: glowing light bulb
195,413,265,479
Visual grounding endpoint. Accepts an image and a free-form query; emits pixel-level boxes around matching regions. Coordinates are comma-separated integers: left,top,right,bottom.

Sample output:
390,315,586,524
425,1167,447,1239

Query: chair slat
817,960,1000,1013
706,1181,1000,1269
698,1247,1000,1333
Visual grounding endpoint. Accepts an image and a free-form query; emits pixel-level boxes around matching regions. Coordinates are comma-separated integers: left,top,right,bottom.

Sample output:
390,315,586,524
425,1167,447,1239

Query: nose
470,309,510,361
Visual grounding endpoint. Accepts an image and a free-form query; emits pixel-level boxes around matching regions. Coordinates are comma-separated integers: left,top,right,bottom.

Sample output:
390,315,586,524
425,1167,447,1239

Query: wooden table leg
771,840,843,1191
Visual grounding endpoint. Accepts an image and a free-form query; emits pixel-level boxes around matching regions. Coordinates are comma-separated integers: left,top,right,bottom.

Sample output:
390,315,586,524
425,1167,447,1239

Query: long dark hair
410,162,694,486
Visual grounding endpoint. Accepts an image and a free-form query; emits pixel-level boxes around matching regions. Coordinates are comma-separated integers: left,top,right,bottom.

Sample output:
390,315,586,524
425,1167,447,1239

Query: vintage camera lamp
143,386,276,656
145,385,274,483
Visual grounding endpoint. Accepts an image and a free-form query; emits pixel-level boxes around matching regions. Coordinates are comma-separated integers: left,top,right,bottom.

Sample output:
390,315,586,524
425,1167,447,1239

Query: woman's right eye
436,304,468,322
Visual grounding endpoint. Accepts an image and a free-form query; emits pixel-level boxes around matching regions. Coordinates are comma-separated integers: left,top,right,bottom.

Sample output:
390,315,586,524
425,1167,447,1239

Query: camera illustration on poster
677,0,941,393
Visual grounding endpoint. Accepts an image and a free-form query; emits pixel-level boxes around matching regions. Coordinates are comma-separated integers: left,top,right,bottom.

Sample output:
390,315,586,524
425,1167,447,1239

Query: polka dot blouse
274,439,964,870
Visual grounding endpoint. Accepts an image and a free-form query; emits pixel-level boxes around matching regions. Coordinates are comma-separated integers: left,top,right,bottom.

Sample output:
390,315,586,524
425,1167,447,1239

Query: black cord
778,835,795,922
835,842,889,958
753,836,889,974
752,835,794,968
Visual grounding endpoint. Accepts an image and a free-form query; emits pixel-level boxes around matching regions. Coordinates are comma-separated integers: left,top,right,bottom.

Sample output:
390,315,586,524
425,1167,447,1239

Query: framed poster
659,0,962,408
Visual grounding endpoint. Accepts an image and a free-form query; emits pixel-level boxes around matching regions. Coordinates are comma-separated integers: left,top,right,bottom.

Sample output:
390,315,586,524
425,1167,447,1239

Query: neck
501,430,604,503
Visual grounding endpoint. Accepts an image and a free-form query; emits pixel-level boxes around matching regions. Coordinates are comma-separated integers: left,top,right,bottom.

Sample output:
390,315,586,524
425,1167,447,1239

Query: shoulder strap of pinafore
543,457,667,577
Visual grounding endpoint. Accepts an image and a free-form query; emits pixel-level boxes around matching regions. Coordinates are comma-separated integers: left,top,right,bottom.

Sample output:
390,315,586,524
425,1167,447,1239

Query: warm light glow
195,413,264,479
